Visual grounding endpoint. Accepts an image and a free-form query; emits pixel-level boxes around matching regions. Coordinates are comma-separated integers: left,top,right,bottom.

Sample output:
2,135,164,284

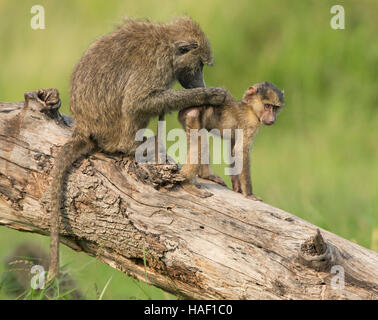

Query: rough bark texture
0,89,377,300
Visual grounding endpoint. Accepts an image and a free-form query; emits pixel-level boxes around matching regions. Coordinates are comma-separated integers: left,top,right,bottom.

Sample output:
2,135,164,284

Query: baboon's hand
204,87,228,106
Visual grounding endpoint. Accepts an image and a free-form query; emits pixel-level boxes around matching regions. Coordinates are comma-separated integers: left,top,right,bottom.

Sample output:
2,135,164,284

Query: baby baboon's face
243,82,285,126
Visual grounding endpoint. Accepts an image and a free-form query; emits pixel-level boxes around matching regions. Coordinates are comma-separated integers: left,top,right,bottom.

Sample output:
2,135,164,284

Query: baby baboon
48,17,229,279
178,81,285,200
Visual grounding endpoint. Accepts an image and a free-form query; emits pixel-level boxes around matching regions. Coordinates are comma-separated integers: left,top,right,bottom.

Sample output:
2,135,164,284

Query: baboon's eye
178,42,198,55
264,104,272,109
178,46,190,54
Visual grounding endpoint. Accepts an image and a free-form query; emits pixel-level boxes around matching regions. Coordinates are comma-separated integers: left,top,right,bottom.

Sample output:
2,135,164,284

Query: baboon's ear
175,41,198,55
242,86,257,104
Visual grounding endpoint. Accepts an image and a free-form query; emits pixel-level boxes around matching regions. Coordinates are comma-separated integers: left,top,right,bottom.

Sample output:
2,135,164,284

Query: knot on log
298,229,338,272
123,158,186,190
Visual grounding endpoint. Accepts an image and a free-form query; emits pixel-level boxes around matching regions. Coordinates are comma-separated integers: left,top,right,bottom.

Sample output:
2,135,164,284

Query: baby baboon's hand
204,87,228,105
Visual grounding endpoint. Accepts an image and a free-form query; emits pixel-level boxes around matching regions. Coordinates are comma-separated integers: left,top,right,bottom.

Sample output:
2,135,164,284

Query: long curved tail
48,133,95,280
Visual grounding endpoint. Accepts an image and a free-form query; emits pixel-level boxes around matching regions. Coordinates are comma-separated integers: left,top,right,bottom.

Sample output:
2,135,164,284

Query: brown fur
179,81,285,200
48,17,229,279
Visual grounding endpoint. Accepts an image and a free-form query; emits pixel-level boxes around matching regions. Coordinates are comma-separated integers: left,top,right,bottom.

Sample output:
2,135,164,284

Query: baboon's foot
199,173,226,186
199,165,226,186
231,176,241,193
181,182,213,198
244,194,263,202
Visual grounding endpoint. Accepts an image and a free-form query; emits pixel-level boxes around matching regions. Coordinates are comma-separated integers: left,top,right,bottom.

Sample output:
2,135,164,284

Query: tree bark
0,89,377,300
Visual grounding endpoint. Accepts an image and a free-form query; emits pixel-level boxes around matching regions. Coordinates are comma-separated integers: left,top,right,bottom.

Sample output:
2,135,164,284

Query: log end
24,88,72,126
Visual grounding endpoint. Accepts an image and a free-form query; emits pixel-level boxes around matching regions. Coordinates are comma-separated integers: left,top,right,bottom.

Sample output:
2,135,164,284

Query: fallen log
0,89,377,299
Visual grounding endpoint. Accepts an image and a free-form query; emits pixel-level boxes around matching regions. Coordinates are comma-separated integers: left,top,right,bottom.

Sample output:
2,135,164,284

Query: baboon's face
173,41,206,89
243,83,285,126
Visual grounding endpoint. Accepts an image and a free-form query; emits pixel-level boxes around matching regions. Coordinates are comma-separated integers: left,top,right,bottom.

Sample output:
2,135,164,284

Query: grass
0,228,172,299
0,0,377,299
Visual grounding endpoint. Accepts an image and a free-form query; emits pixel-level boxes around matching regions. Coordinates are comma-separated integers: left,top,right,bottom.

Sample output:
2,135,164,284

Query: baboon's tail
48,132,95,280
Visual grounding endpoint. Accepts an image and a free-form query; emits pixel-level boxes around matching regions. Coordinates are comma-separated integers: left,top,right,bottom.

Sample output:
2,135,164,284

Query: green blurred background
0,0,377,299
